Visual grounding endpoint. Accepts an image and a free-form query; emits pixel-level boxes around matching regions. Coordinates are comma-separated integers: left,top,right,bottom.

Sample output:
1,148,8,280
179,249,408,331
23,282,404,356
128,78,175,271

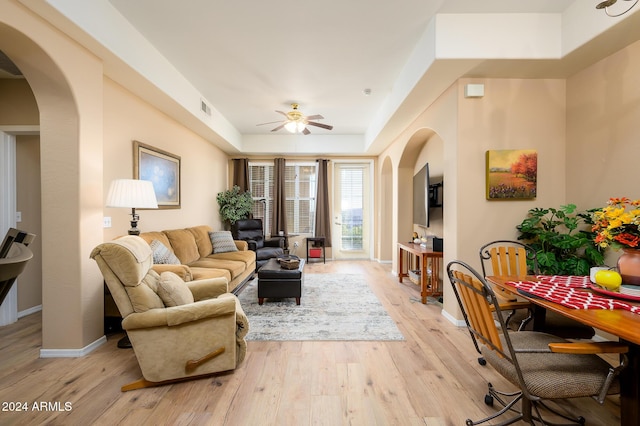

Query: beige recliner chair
90,235,249,391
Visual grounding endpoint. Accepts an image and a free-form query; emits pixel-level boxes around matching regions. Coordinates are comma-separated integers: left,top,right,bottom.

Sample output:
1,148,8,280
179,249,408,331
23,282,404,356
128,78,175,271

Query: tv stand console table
397,242,443,304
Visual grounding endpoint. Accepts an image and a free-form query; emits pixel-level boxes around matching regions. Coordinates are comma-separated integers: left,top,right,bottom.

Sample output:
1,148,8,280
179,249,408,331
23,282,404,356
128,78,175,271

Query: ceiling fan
596,0,638,16
256,103,333,135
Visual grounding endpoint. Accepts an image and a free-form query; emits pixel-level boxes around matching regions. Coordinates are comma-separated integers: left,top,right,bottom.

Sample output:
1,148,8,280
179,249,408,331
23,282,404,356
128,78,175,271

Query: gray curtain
271,158,287,236
315,159,332,247
232,158,249,192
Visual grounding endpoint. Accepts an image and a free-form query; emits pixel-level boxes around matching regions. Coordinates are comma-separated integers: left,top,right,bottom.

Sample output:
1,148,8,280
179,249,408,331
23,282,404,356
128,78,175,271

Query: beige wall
102,78,230,241
566,39,640,204
0,80,42,313
0,2,232,352
566,39,640,266
379,78,567,319
16,135,42,312
455,78,567,271
0,80,38,125
378,84,459,314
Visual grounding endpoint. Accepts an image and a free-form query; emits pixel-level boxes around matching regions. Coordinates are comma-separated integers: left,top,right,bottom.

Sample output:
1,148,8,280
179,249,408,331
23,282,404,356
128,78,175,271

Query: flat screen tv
413,163,430,227
413,163,443,228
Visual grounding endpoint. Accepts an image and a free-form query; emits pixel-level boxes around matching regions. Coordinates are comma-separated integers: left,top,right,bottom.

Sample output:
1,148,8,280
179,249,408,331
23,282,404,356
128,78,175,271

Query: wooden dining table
487,275,640,426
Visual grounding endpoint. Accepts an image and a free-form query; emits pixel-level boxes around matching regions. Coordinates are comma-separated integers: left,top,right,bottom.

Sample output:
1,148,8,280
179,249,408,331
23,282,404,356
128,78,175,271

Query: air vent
200,99,212,116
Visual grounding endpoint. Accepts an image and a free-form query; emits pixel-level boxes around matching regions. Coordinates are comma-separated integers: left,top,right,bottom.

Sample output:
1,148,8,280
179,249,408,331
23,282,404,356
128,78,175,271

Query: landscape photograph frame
133,140,181,209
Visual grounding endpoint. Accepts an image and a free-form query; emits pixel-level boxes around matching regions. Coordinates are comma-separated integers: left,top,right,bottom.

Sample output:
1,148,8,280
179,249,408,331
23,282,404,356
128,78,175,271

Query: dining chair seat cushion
482,331,620,400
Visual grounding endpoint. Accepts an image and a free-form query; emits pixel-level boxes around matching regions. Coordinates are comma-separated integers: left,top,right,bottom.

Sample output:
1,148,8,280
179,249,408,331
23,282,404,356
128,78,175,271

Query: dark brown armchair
231,219,284,270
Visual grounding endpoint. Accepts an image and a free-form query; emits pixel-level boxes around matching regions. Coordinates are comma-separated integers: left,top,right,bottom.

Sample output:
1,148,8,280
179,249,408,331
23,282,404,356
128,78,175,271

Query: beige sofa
137,225,256,294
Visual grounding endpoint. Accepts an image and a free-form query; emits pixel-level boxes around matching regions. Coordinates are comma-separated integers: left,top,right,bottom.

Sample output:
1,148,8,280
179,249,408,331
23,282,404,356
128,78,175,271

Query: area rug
238,273,405,341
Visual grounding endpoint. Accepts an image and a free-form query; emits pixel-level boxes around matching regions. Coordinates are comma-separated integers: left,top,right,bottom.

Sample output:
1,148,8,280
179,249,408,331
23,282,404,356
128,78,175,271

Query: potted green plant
216,185,254,227
516,203,604,276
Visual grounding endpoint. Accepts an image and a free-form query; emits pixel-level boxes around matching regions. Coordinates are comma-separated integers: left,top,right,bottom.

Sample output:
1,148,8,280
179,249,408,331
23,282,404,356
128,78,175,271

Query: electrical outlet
293,241,299,248
103,216,112,228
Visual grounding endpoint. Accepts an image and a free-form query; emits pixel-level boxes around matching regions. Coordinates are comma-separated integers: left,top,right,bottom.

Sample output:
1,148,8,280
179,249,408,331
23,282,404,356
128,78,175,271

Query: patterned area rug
238,273,405,341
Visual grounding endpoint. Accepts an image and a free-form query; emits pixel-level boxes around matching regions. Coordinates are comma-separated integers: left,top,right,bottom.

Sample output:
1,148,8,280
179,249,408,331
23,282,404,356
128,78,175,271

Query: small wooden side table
397,242,443,304
306,237,326,263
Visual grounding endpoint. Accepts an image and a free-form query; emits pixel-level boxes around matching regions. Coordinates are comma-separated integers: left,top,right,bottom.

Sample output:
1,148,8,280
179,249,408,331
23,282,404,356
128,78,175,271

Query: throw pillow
209,231,238,254
156,272,194,307
149,239,181,265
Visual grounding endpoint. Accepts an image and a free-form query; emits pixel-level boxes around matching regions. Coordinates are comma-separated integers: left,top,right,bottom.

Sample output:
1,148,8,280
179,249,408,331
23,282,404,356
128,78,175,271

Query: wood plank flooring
0,261,621,425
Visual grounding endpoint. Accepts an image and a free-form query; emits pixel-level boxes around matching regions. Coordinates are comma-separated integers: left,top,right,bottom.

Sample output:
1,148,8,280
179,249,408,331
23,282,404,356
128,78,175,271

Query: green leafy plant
216,185,253,225
516,204,604,276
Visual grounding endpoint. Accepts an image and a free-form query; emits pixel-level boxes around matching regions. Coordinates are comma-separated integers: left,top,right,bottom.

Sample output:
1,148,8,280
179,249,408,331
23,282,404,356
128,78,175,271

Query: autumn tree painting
486,149,537,200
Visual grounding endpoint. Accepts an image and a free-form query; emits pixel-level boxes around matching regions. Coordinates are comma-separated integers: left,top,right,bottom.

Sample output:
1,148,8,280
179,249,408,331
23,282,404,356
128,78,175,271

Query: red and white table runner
505,275,640,315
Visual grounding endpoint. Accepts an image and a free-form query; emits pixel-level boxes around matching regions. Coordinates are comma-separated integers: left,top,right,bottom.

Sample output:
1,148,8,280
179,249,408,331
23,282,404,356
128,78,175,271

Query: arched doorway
379,156,393,263
0,10,105,353
397,128,442,258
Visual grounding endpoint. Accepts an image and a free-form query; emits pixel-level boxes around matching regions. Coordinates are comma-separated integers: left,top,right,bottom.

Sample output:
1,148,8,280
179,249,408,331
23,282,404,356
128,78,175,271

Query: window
249,162,316,236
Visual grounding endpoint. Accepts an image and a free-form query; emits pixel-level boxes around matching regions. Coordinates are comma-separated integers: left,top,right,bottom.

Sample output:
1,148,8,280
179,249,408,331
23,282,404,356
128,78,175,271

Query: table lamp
106,179,158,235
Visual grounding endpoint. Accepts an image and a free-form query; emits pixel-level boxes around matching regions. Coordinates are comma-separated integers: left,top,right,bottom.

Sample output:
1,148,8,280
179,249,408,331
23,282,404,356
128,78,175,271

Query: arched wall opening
393,127,447,305
379,156,393,262
397,128,440,256
0,9,105,354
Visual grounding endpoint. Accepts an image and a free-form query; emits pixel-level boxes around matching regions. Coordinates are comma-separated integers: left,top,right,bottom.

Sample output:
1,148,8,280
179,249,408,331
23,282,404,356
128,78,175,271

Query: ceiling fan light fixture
285,121,306,133
257,103,332,134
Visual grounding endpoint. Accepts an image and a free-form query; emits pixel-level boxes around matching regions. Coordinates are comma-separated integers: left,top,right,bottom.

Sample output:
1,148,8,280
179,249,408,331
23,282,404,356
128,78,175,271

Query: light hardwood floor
0,261,621,425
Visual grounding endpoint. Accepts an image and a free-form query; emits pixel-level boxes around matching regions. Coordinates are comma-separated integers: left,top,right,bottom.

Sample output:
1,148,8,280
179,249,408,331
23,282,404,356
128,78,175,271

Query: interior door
331,161,371,260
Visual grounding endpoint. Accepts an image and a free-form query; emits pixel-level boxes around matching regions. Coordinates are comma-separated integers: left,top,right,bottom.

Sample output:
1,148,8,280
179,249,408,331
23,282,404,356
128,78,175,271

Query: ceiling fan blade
302,127,311,135
596,0,617,9
256,120,285,126
275,110,288,118
305,114,323,121
306,121,333,130
271,123,286,132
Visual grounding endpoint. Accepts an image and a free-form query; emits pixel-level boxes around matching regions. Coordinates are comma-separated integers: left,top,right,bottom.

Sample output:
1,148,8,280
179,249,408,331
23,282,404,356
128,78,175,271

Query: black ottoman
257,258,305,305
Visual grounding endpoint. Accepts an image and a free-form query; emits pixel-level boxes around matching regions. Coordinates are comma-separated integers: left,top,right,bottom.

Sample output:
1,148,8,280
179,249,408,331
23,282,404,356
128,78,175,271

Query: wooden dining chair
479,240,595,339
447,260,628,425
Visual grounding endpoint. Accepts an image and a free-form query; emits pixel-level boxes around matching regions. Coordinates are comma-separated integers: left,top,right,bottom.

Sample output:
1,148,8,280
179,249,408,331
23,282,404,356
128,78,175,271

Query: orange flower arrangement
592,197,640,249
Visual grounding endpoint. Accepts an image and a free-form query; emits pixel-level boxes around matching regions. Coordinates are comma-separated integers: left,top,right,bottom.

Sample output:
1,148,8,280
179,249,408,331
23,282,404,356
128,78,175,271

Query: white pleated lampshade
106,179,158,208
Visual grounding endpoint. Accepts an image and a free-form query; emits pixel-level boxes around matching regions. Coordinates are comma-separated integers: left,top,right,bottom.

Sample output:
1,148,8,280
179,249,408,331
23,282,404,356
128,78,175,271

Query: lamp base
128,209,140,235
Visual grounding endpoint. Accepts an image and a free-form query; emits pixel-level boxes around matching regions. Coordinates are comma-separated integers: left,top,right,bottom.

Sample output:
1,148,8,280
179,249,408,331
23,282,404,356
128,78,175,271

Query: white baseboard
40,335,107,358
18,304,42,318
442,308,466,327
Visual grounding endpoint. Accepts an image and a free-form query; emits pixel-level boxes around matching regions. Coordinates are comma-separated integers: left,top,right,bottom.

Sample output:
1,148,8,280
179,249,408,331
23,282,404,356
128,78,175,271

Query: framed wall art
134,141,181,209
486,149,537,200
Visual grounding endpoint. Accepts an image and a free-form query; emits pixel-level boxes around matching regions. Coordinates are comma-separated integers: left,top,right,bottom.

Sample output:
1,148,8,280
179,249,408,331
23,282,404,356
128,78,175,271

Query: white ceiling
106,0,576,137
7,0,640,155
